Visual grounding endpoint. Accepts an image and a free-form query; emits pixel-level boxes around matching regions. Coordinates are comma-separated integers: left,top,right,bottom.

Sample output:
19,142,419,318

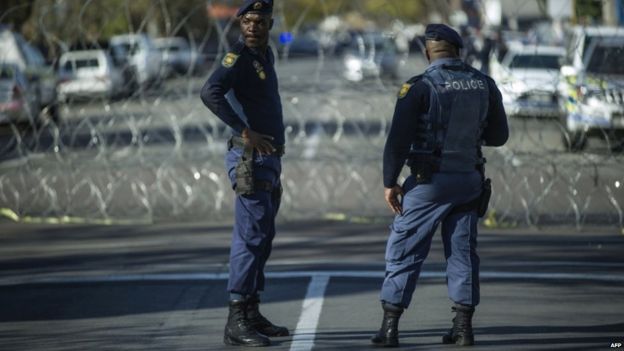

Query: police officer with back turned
200,0,288,347
371,24,509,348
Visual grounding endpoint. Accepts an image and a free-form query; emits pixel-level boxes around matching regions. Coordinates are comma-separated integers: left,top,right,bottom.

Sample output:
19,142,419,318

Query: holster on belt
449,177,492,218
477,178,492,217
229,136,285,196
234,142,255,195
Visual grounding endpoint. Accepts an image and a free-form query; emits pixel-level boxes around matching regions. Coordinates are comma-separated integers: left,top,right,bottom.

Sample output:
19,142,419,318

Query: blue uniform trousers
225,147,281,295
380,171,482,308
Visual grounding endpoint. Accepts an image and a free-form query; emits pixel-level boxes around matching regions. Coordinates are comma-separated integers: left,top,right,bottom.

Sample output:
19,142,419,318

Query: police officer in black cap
200,0,288,347
371,24,508,347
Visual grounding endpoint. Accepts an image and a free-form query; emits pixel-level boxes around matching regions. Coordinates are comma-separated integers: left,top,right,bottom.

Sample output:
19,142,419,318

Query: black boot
246,295,290,337
371,302,404,347
442,303,475,346
224,300,270,347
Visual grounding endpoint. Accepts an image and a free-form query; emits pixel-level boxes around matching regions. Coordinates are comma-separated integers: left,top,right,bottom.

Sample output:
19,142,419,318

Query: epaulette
221,42,245,68
406,75,423,84
230,41,245,54
397,75,422,99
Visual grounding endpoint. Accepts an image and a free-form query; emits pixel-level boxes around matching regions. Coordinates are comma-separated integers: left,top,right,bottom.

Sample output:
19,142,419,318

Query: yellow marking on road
0,208,151,225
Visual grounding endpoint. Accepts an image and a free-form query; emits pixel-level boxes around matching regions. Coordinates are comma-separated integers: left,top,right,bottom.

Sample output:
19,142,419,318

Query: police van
558,26,624,151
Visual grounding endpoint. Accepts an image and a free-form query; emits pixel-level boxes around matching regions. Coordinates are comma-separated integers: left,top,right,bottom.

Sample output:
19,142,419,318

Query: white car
558,26,624,151
0,63,40,124
491,44,565,118
153,37,199,76
0,26,58,120
57,50,124,101
110,34,162,88
343,33,399,82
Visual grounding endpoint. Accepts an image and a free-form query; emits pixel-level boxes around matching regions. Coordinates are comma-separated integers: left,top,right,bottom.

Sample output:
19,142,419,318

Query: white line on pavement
289,275,330,351
2,270,624,286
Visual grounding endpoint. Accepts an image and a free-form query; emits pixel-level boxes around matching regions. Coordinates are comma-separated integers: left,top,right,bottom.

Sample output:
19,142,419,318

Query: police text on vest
445,79,486,91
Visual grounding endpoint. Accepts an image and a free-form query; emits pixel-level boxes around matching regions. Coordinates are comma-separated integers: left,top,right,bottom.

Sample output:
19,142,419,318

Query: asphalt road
0,220,623,351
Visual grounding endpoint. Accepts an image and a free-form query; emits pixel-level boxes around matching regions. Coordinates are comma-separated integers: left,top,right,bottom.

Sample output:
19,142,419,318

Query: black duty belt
228,136,285,157
409,163,484,176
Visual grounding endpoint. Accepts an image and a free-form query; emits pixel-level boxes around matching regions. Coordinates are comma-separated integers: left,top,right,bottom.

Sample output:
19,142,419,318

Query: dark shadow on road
312,326,622,350
0,278,311,322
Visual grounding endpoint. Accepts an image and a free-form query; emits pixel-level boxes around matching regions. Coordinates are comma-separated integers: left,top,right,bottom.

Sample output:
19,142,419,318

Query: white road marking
289,275,330,351
2,270,624,286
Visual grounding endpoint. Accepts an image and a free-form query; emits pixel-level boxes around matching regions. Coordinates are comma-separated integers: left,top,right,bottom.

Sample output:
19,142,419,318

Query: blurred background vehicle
154,37,202,76
109,34,162,90
342,32,399,82
558,26,624,151
490,43,565,118
273,29,321,59
56,50,124,102
0,26,58,121
0,63,40,124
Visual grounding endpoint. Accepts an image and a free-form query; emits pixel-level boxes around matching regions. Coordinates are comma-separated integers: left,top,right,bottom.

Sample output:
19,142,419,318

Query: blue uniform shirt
383,58,509,188
201,39,285,146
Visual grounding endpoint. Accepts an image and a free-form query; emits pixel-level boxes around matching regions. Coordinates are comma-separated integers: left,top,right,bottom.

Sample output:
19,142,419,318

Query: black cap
425,23,463,49
237,0,273,17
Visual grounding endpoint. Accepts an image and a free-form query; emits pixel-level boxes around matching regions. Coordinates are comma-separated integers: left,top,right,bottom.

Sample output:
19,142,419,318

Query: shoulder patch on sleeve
221,53,239,68
398,74,424,98
398,83,413,99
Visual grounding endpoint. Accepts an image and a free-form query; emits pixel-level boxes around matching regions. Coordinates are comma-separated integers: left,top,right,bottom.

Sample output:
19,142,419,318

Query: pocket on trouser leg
236,192,272,247
385,225,407,263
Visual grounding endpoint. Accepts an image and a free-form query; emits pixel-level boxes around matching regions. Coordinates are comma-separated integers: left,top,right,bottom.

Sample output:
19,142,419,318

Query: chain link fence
0,0,623,231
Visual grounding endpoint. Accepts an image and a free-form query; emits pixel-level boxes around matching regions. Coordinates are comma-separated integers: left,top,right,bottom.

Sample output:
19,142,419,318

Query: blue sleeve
200,62,247,134
482,77,509,146
383,81,427,188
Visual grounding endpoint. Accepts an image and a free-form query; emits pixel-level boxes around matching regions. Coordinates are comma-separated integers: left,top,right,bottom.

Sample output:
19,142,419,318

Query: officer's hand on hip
242,127,276,155
384,186,404,215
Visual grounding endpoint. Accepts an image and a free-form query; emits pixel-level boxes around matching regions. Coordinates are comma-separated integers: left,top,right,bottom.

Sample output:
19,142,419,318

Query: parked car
0,26,58,120
490,44,565,118
109,34,162,89
153,37,200,76
57,50,124,102
342,32,399,82
273,30,321,58
558,26,624,151
0,63,40,124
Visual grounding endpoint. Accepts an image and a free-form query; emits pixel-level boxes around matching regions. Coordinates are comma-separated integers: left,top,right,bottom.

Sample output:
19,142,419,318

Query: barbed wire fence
0,0,623,231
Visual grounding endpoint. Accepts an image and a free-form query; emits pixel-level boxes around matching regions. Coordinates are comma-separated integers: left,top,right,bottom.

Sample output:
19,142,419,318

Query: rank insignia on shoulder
222,53,239,68
398,83,412,99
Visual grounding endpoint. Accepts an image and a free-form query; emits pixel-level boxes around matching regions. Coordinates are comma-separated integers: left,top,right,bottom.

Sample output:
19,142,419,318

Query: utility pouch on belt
411,164,433,184
408,155,438,184
234,143,255,195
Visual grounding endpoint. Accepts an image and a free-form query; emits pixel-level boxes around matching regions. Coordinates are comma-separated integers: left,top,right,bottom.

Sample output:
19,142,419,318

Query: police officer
371,24,508,348
200,0,288,347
